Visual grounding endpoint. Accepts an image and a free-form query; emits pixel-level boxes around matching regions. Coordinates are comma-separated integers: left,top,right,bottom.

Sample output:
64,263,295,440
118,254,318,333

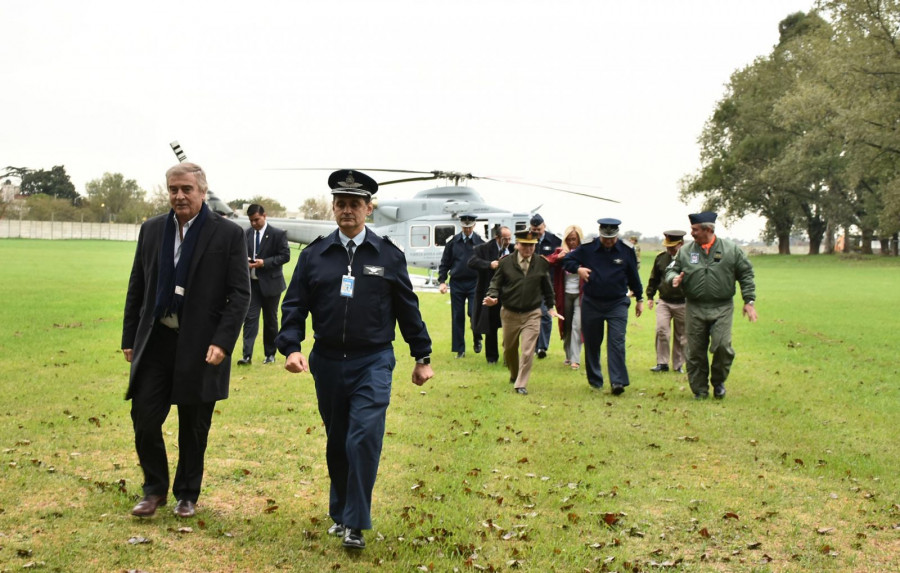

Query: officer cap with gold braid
328,169,378,198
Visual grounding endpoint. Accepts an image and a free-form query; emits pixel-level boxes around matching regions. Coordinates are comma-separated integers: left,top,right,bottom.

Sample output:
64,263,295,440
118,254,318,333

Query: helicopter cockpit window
410,225,429,248
434,225,456,247
515,221,528,232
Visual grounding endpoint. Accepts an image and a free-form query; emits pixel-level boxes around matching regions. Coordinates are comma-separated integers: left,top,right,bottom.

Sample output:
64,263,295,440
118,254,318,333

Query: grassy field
0,239,898,572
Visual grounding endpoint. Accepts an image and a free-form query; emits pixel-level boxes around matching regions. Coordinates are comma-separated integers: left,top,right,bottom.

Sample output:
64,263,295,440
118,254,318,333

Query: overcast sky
3,0,815,241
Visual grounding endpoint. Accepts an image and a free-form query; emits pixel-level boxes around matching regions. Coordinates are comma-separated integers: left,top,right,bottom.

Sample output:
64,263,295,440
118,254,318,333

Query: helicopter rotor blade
480,177,619,203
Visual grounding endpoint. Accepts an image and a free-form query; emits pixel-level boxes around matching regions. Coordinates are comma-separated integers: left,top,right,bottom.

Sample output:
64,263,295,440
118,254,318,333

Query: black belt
502,305,540,314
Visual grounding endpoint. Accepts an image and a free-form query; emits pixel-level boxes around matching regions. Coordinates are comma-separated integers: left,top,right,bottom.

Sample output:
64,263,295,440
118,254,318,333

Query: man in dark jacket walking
467,225,512,364
122,162,250,519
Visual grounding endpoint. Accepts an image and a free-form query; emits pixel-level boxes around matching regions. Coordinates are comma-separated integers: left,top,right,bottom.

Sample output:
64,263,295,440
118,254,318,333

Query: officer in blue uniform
562,218,643,395
530,213,562,359
276,169,434,550
438,214,485,358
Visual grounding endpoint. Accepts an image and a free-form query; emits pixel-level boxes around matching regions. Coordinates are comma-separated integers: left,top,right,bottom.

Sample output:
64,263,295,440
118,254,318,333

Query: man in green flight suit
665,212,758,399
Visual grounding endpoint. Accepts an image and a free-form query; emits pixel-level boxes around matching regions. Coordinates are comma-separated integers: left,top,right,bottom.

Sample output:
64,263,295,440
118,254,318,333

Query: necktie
255,230,261,257
347,240,355,259
521,257,530,274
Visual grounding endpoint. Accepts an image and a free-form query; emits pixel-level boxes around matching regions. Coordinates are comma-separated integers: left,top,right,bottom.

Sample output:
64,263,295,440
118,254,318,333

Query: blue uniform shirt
276,227,432,360
562,238,643,302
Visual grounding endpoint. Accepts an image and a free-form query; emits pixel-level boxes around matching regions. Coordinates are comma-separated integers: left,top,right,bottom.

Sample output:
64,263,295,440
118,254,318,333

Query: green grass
0,239,898,572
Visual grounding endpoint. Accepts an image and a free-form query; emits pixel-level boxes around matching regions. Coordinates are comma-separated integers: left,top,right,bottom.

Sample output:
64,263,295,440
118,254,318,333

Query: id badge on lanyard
341,262,355,298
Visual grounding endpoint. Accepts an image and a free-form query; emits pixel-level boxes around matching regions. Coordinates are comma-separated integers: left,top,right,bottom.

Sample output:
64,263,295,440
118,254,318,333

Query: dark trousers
536,301,552,352
309,347,395,530
130,324,216,503
581,296,631,388
450,280,481,353
483,326,500,363
242,280,280,358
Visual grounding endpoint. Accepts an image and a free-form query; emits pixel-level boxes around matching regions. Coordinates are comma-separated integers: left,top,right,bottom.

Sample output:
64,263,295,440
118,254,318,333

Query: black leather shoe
694,393,709,400
474,340,482,354
650,364,669,372
713,385,726,399
487,359,498,364
456,351,466,359
342,528,366,549
237,356,252,366
327,522,346,537
515,387,528,395
611,385,625,396
173,499,196,518
536,349,547,359
674,366,684,374
263,355,276,364
131,494,166,517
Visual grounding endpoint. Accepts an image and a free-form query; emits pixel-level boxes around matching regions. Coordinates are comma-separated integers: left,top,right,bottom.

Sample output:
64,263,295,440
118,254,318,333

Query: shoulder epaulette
306,235,325,247
382,235,404,253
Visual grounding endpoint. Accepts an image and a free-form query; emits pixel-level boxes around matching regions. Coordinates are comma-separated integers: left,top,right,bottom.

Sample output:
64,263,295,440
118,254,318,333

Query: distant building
1,179,19,203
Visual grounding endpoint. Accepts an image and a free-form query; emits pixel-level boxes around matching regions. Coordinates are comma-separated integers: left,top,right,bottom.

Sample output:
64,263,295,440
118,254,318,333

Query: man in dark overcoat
467,225,512,364
122,162,250,519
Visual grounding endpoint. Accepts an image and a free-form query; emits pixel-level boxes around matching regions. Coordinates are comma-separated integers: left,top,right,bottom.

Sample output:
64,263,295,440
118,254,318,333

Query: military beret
328,169,378,198
529,213,544,226
688,211,717,225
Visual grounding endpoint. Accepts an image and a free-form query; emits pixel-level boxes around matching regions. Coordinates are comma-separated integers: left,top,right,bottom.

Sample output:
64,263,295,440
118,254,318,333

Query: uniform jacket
246,224,291,297
537,232,562,280
122,211,251,403
665,236,756,304
437,231,484,285
646,251,685,303
276,227,432,360
467,239,510,333
561,238,642,302
546,247,585,338
486,252,555,313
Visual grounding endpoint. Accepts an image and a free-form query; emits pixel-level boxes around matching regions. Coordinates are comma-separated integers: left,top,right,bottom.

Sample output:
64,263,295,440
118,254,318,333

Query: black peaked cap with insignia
459,213,477,227
328,169,378,198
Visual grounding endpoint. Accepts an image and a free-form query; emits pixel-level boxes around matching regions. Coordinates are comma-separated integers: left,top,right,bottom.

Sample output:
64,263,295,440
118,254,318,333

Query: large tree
85,172,145,222
815,0,900,251
19,166,77,201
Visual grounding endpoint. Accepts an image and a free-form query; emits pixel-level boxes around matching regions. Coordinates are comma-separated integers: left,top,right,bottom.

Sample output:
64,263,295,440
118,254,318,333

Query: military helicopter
170,142,616,274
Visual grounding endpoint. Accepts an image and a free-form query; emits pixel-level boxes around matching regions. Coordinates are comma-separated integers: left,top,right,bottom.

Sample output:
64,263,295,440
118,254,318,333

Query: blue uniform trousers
581,296,631,388
309,347,395,530
450,279,481,353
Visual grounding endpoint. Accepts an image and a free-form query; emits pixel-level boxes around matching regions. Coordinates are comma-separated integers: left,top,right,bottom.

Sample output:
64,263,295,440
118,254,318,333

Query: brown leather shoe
131,494,166,517
173,499,196,518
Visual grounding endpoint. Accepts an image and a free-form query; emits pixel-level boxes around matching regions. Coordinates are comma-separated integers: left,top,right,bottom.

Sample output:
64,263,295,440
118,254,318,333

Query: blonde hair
166,162,208,193
561,225,584,254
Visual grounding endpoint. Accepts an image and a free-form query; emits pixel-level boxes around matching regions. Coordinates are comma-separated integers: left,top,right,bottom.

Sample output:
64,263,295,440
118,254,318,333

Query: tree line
1,165,334,223
681,0,899,255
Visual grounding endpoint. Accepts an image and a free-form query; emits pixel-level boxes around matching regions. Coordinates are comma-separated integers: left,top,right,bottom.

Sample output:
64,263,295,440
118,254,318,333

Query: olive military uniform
665,236,755,397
